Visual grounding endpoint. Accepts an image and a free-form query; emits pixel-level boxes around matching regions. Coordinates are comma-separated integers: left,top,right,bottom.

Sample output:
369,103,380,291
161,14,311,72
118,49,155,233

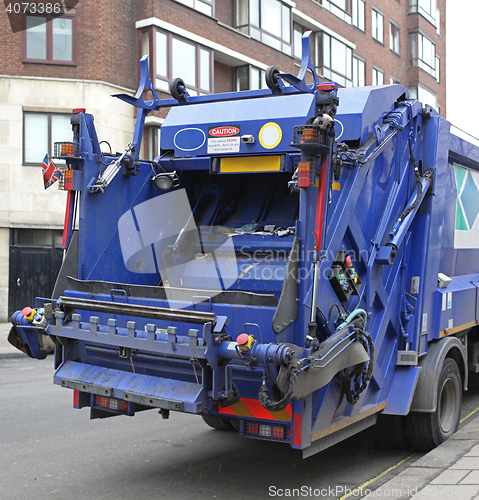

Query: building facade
0,0,445,321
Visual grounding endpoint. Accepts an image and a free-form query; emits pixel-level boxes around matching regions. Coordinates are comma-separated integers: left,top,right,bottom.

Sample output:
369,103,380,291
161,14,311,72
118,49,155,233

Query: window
13,228,63,248
410,32,436,77
144,29,213,95
390,75,401,85
174,0,214,16
236,65,267,91
323,0,352,25
390,22,400,54
23,111,72,165
409,84,437,112
372,66,384,86
24,15,74,63
145,126,161,160
317,32,353,88
409,0,437,26
293,23,305,59
353,56,365,87
372,9,384,44
352,0,365,31
435,55,440,82
236,0,292,55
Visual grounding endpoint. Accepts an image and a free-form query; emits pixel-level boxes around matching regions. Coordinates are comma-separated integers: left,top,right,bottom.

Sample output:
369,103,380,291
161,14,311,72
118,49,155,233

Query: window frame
235,65,267,91
322,0,352,25
293,23,306,59
173,0,214,17
409,0,437,27
389,21,400,55
22,14,76,65
23,110,72,166
12,228,64,248
390,75,401,85
352,54,365,87
352,0,365,31
409,31,436,77
372,66,384,86
372,8,384,44
141,27,214,96
316,32,353,88
235,0,292,56
409,83,438,112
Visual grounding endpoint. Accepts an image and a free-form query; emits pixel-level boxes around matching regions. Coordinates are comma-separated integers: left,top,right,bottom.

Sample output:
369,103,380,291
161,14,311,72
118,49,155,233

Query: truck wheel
201,415,236,431
406,358,462,451
374,414,410,449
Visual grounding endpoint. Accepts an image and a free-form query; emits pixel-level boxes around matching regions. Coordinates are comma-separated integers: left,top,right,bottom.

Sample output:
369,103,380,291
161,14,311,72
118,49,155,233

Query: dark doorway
8,229,64,318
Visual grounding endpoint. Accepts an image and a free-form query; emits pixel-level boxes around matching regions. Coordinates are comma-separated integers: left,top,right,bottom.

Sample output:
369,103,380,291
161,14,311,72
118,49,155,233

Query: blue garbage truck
10,34,479,457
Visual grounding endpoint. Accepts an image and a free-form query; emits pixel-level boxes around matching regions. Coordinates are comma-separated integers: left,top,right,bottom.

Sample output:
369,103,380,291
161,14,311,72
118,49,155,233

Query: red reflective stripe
73,390,79,408
314,159,329,249
218,405,235,416
242,398,275,421
62,191,73,248
219,399,292,420
293,414,302,448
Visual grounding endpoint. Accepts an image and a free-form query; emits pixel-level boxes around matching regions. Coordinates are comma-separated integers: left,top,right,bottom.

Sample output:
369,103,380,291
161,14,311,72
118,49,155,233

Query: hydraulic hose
335,309,367,332
396,142,423,223
258,363,300,412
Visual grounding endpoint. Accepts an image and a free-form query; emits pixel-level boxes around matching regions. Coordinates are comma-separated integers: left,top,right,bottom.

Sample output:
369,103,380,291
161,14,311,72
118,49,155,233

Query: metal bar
59,296,216,324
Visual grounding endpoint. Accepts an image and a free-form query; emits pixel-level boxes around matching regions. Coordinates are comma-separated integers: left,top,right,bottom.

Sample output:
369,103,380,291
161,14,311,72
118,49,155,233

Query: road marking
337,453,416,500
460,405,479,424
338,405,479,500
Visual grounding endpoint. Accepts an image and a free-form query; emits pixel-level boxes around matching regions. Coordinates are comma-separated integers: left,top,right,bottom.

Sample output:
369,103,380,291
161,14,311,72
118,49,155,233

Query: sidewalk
2,320,479,499
363,416,479,499
0,322,26,359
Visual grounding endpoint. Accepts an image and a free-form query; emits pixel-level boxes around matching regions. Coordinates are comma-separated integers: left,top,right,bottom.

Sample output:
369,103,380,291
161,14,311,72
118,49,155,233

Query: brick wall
0,1,138,89
0,0,446,112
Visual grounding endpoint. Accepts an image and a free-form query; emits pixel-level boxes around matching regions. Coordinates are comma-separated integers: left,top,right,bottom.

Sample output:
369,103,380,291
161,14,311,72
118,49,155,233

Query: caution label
208,125,241,154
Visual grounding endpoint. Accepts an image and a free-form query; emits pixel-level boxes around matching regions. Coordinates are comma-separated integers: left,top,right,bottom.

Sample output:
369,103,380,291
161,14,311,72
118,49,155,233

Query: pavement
0,322,24,359
2,322,479,499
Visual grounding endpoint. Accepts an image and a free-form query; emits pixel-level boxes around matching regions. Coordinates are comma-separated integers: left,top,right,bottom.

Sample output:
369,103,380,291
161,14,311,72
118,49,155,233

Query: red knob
22,307,32,317
236,333,249,345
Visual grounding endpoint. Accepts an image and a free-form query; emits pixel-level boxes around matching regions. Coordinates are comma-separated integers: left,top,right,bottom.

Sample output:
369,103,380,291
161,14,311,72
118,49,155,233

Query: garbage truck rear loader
11,34,479,457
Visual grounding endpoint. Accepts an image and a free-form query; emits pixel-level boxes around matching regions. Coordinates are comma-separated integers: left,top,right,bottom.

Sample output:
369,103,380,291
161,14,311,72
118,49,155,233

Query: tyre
170,78,186,101
265,66,281,91
406,358,462,451
201,415,236,431
373,414,410,449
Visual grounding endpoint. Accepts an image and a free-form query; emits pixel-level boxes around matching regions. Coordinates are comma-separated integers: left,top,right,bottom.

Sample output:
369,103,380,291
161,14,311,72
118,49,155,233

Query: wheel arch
410,336,467,413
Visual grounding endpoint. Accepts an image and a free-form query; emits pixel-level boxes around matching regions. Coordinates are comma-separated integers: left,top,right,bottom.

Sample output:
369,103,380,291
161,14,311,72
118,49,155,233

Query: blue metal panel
335,85,409,144
383,366,421,415
160,93,316,157
449,134,479,173
54,361,204,413
436,275,479,334
421,117,451,344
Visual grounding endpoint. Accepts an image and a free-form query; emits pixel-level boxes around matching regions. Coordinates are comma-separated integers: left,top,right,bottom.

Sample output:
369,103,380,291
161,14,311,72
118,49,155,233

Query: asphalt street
1,355,427,500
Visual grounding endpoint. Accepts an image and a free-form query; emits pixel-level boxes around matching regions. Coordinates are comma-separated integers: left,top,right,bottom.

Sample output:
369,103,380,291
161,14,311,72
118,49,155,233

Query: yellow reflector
332,182,341,191
220,156,282,173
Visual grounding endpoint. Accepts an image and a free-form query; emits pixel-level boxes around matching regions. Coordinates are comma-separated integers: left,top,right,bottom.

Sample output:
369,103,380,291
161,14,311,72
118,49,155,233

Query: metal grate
293,125,326,146
294,156,318,188
53,141,79,158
